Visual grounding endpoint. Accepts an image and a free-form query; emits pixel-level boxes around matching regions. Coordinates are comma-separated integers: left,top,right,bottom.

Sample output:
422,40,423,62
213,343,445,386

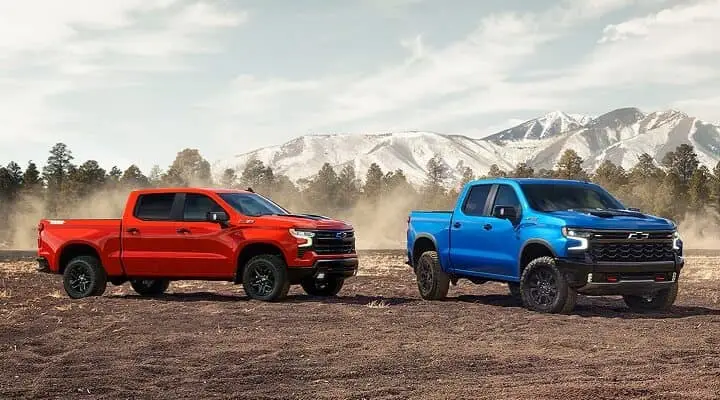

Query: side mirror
207,211,229,223
493,205,518,221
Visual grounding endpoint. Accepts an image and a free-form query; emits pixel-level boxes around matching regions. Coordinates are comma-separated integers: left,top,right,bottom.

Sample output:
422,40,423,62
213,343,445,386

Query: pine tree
22,161,43,195
75,160,107,197
306,163,339,212
120,165,150,188
422,155,451,208
459,167,475,186
363,163,385,201
336,164,360,209
486,164,507,178
165,148,212,186
662,144,699,186
555,150,588,180
148,165,163,187
512,162,534,178
688,166,711,211
42,143,74,215
593,159,628,192
220,168,237,188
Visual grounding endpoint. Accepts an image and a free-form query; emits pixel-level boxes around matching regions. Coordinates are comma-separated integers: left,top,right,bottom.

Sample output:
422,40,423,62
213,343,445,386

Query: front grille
312,230,356,255
590,240,676,262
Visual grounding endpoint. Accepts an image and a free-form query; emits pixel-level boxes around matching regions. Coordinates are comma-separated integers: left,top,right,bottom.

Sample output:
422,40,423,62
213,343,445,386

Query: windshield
218,192,289,217
519,183,624,212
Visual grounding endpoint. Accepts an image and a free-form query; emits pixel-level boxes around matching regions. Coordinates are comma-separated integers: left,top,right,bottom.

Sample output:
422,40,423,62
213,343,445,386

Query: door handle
126,227,139,234
453,222,462,228
176,228,191,234
483,224,493,231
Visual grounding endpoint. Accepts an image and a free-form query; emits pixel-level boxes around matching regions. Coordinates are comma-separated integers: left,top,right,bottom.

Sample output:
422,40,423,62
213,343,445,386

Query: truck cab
406,178,684,314
37,188,358,301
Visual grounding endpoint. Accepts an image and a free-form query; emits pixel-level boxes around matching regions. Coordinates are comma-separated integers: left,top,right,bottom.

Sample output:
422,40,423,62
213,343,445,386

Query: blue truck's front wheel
520,256,577,314
415,251,450,300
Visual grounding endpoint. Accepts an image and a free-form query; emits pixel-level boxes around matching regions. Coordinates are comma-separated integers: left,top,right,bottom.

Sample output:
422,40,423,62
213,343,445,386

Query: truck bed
407,211,452,263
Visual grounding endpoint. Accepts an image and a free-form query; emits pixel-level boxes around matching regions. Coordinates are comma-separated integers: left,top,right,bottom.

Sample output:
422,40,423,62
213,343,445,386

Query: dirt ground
1,250,719,400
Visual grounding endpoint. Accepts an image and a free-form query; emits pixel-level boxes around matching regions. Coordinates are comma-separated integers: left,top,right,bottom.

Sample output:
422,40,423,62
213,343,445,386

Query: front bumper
288,257,359,283
557,257,684,296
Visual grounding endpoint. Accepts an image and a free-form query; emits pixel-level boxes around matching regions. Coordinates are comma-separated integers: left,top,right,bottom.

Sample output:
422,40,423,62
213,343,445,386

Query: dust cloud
5,187,720,251
677,210,720,250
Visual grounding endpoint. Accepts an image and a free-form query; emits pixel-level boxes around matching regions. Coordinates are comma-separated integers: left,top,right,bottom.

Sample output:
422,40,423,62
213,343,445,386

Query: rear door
172,192,237,279
448,183,497,276
121,192,186,277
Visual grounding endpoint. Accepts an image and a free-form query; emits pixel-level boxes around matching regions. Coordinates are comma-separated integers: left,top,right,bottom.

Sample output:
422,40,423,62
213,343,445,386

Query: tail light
37,222,44,248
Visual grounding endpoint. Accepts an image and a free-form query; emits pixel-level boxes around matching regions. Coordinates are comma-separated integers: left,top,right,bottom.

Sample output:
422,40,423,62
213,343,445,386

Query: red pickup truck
36,188,358,301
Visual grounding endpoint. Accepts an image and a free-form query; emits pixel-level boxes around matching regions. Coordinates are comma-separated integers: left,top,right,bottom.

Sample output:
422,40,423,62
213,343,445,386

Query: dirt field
1,250,719,399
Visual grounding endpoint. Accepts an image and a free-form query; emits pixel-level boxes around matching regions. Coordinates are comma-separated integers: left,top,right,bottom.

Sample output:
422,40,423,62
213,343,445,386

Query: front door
173,192,237,279
482,184,523,278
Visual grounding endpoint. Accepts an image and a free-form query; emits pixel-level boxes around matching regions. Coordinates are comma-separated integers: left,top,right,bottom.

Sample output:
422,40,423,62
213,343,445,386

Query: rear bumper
288,257,359,282
557,257,684,296
36,257,52,274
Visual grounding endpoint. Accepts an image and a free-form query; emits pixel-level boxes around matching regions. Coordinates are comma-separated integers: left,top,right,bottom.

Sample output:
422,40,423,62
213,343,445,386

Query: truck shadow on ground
106,292,416,306
453,294,720,319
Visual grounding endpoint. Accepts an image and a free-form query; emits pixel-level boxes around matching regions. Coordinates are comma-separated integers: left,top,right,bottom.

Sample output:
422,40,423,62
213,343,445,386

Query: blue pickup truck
406,178,684,314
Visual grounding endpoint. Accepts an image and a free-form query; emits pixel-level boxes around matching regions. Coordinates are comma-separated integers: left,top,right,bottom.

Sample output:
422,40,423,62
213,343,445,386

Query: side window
183,193,225,221
462,184,492,216
134,193,176,221
493,184,521,210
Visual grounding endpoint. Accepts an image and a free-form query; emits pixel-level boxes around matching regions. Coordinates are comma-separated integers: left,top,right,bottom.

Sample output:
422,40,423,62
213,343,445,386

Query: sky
0,0,719,174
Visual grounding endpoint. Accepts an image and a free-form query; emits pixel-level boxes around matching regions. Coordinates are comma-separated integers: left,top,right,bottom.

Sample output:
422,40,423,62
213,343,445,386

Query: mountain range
214,107,720,187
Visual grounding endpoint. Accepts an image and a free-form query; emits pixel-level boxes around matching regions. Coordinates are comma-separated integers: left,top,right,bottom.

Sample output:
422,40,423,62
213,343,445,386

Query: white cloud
0,0,247,161
600,0,720,42
673,96,720,123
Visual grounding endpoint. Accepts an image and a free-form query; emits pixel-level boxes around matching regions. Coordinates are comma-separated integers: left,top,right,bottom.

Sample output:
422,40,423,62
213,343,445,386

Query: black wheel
130,279,170,296
415,251,450,300
508,282,521,298
623,282,678,312
301,276,344,296
242,255,290,302
520,256,576,314
62,255,107,299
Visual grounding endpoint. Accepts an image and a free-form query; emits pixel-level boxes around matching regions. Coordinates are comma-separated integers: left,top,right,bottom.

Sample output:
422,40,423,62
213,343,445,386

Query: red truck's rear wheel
301,276,344,297
130,279,170,296
242,255,290,302
62,255,107,299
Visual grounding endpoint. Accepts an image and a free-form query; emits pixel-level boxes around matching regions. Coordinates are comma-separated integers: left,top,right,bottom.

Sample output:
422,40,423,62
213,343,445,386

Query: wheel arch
518,240,557,277
235,242,287,283
411,234,438,269
58,241,102,274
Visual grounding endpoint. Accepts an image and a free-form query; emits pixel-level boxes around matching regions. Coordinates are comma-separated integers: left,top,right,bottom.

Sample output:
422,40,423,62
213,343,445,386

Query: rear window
462,184,492,216
134,193,175,220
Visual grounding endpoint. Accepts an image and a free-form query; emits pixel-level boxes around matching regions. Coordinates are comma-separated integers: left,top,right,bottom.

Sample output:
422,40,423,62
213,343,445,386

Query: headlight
672,231,682,251
289,229,315,248
562,227,590,251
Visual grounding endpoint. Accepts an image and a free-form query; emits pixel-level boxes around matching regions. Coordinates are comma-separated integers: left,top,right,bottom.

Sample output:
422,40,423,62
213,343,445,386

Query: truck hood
547,209,675,231
255,214,354,230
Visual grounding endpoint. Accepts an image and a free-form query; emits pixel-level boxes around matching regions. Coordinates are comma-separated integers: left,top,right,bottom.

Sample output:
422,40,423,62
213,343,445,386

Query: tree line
1,141,718,247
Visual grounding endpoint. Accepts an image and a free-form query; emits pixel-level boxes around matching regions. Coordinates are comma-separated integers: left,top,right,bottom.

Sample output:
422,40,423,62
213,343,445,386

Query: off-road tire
301,276,344,297
415,251,450,300
62,255,108,299
623,282,678,312
520,256,576,314
130,279,170,296
242,255,290,302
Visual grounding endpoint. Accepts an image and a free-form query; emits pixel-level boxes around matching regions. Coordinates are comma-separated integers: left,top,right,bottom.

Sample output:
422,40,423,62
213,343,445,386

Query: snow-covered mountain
214,108,720,187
